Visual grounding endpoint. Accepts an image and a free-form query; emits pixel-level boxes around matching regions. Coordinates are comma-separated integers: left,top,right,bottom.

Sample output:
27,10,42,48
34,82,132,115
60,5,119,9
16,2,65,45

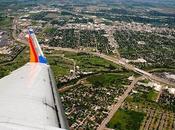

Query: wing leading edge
0,29,69,130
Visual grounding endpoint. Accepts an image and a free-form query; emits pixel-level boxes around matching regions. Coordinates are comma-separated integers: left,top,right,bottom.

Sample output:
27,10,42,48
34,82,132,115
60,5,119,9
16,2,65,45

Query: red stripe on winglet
28,36,38,62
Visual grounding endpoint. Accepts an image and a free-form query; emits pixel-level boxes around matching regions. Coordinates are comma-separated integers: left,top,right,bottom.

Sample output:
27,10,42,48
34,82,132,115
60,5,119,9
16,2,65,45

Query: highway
46,46,175,87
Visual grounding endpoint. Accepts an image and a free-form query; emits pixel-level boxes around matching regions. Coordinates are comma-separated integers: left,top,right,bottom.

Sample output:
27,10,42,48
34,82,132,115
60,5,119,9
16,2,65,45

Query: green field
46,51,124,81
87,72,131,88
131,88,158,103
47,56,72,78
46,50,123,72
146,90,158,101
107,109,145,130
64,52,122,72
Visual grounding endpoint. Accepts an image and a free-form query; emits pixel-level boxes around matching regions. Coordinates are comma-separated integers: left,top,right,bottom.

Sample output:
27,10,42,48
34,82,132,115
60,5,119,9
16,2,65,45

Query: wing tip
28,28,34,35
39,56,47,64
28,28,47,64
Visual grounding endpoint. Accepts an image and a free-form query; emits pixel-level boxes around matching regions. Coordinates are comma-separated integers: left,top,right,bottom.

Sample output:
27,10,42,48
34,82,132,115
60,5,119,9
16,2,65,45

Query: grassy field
64,52,122,72
87,72,131,88
46,50,123,72
107,109,145,130
47,51,127,88
47,56,72,79
131,88,158,103
146,90,158,101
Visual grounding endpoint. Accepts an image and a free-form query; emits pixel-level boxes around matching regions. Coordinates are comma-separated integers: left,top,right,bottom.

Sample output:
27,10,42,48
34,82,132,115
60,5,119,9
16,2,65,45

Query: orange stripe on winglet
28,36,38,62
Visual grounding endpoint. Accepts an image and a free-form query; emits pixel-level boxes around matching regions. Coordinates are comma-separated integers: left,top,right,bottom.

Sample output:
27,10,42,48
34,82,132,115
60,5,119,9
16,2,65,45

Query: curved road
46,46,175,87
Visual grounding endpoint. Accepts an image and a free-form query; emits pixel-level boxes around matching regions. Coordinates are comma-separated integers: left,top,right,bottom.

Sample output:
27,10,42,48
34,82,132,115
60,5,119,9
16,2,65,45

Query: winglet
28,28,47,64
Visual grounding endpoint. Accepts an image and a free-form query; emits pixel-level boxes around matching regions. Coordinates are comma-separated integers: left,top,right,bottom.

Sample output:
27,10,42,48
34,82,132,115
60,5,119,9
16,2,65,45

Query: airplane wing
0,29,69,130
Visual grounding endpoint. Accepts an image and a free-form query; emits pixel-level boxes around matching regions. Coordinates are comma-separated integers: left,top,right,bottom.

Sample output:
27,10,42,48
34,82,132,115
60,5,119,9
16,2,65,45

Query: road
93,53,175,87
46,46,175,87
105,27,120,58
97,76,144,130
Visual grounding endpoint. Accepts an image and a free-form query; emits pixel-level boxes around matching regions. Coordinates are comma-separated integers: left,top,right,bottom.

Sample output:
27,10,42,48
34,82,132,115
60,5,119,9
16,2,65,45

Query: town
0,0,175,130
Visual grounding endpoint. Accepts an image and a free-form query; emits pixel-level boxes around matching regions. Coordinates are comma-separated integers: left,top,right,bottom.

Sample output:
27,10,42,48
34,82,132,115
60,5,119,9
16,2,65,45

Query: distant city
0,0,175,129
